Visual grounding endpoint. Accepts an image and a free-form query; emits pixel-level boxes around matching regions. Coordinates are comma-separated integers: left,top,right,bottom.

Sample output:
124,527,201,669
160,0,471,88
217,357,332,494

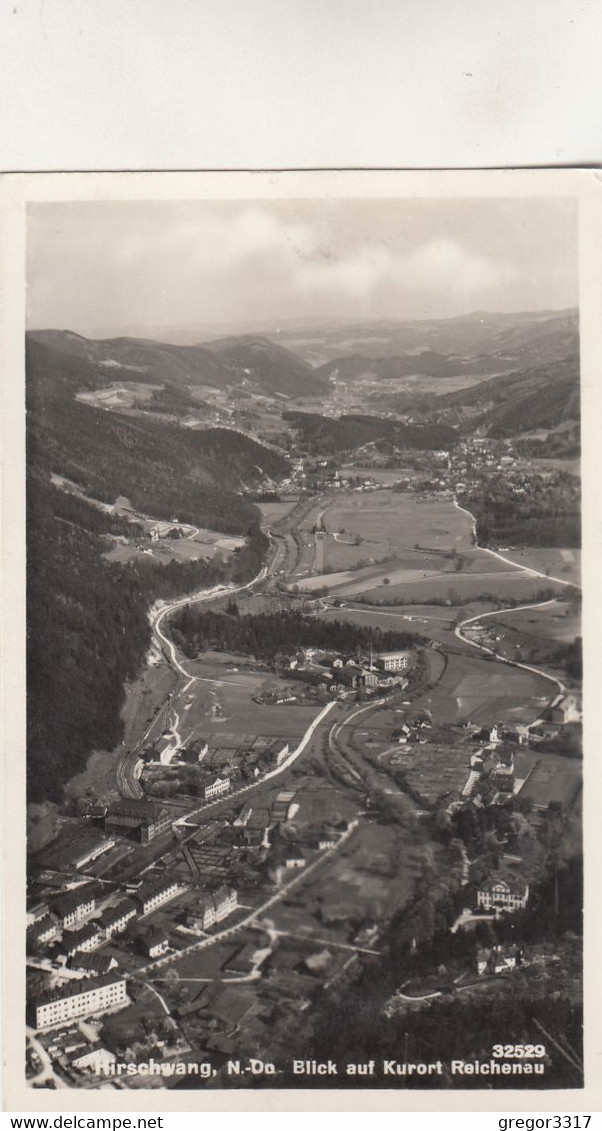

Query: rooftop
33,973,125,1008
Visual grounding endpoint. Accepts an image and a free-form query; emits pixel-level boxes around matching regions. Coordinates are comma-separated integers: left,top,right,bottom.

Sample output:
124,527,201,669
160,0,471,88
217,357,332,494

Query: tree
225,596,240,617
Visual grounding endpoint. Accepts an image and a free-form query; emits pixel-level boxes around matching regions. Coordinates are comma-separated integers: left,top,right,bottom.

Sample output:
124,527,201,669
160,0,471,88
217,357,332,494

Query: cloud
295,237,517,307
27,198,577,333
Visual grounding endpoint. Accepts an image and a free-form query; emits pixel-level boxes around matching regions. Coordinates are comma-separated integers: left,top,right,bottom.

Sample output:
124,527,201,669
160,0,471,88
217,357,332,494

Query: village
25,605,582,1087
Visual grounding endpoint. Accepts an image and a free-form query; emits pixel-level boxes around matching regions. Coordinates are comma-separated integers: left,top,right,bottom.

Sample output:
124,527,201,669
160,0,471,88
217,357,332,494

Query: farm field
290,490,569,606
256,498,300,525
406,649,554,726
342,702,471,802
357,570,567,605
300,561,565,603
462,601,581,677
76,382,160,409
104,527,244,566
290,490,474,585
177,662,320,744
495,599,580,644
105,539,210,565
519,754,582,808
318,601,510,657
339,466,437,484
324,490,474,554
281,774,362,826
380,743,472,806
531,457,581,478
504,546,581,587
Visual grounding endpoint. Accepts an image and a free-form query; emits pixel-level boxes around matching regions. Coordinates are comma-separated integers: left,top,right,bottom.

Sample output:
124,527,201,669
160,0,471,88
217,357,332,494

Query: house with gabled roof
476,874,529,913
68,950,118,977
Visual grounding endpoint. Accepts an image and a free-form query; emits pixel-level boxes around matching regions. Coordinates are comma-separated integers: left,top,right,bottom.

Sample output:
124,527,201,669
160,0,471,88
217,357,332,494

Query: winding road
453,498,580,590
451,496,580,698
454,598,567,696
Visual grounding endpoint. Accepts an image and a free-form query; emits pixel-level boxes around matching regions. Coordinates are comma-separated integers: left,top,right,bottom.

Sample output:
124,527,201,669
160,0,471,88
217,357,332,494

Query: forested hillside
282,411,458,456
27,337,287,531
318,350,514,382
26,334,278,802
428,356,580,438
199,334,326,396
463,472,581,548
28,328,326,397
27,473,269,802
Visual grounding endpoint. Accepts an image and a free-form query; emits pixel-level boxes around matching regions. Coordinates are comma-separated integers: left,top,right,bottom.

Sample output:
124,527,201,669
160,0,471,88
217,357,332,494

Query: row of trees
170,606,422,664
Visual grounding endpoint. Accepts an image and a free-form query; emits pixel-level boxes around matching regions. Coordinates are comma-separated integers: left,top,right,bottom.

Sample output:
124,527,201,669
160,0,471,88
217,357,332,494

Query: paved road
171,698,337,827
453,498,581,590
455,598,567,696
116,548,278,795
450,496,576,709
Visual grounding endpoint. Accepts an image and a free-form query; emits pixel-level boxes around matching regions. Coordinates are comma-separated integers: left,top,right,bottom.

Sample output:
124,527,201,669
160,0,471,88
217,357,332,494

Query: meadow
179,658,320,745
290,490,569,606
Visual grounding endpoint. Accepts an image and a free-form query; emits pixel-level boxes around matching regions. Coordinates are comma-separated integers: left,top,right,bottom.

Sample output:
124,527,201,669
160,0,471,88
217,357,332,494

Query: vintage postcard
1,169,600,1111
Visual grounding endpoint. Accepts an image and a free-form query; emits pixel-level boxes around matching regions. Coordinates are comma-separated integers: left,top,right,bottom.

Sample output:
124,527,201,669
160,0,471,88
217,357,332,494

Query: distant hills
318,350,515,383
27,309,579,404
277,308,579,367
28,328,326,399
420,356,580,438
199,333,326,396
27,336,288,531
314,310,579,384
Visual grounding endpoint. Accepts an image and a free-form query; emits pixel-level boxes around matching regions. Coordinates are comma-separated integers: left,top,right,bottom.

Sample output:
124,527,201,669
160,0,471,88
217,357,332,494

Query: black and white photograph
14,174,585,1099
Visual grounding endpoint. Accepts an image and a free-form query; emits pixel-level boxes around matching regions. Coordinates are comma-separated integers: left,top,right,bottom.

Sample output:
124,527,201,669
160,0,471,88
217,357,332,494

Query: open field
290,491,568,605
495,599,580,644
256,498,300,525
317,600,506,656
502,546,581,587
105,527,245,566
283,774,362,825
380,743,471,806
520,755,582,808
520,750,579,814
531,457,581,477
342,703,472,804
407,649,553,726
76,382,160,409
358,570,567,604
463,600,581,678
176,662,320,745
300,561,564,603
339,466,430,484
291,490,475,585
104,541,208,565
325,491,475,554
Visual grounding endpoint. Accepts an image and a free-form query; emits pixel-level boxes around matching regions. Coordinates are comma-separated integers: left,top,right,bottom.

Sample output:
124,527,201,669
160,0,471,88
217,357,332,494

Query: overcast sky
27,197,578,337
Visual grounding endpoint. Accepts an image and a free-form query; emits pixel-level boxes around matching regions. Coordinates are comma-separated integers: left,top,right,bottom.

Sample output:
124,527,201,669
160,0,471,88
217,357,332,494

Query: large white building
201,775,230,800
98,899,138,939
31,975,128,1029
51,888,96,930
476,876,529,913
377,651,412,672
135,877,182,917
